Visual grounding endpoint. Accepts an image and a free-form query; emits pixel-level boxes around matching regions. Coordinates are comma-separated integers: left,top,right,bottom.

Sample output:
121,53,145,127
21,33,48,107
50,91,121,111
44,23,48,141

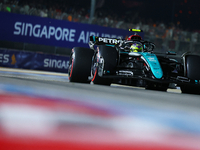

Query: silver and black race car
68,30,200,94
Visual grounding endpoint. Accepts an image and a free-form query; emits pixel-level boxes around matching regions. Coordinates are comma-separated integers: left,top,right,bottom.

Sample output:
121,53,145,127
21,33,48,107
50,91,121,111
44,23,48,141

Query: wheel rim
91,52,99,82
68,50,75,80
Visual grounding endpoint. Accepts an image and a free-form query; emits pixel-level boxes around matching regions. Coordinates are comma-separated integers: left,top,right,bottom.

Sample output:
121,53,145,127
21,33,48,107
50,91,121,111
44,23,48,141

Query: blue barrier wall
0,49,69,73
0,12,144,49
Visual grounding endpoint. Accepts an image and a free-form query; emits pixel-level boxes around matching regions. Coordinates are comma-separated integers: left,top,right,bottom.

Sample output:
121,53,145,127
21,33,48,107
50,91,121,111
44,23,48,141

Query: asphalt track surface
0,68,200,150
0,68,199,108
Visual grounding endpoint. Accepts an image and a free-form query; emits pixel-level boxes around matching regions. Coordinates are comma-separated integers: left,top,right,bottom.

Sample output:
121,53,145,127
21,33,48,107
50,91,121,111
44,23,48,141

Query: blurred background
1,0,200,55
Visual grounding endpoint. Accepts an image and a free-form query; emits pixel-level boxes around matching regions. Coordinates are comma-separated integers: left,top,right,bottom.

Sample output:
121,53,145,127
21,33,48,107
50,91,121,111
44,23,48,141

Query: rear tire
184,55,200,80
68,47,94,83
181,85,200,94
180,54,200,94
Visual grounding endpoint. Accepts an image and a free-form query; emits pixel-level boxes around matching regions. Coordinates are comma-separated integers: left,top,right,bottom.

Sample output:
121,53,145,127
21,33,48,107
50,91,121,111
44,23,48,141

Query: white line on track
0,67,68,76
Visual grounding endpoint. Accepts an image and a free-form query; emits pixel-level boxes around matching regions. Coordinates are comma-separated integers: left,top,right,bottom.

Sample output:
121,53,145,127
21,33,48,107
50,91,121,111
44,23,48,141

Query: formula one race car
68,29,200,94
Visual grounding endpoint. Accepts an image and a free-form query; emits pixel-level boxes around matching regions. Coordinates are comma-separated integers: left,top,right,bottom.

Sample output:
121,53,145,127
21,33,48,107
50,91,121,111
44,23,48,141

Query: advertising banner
0,12,144,48
0,49,69,73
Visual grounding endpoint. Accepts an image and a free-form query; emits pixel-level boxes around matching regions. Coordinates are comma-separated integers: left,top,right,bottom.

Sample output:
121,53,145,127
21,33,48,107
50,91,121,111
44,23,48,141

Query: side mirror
144,42,155,52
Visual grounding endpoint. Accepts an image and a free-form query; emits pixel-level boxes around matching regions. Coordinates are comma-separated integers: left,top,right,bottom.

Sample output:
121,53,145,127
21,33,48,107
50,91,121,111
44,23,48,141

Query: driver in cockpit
125,34,143,52
126,34,155,52
130,43,143,52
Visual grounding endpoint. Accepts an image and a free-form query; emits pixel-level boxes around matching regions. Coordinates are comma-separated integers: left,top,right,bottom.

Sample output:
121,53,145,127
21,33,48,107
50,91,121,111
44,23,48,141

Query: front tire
68,47,94,83
91,45,118,86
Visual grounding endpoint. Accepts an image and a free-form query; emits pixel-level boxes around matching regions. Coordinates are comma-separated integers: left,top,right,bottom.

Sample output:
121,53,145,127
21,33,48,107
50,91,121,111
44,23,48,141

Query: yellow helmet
130,43,143,52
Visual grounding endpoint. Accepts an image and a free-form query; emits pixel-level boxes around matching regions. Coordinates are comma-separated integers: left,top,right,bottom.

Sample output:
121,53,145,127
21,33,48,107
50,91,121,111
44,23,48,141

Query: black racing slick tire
184,55,200,80
180,85,200,94
180,55,200,94
91,45,118,86
68,47,94,83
